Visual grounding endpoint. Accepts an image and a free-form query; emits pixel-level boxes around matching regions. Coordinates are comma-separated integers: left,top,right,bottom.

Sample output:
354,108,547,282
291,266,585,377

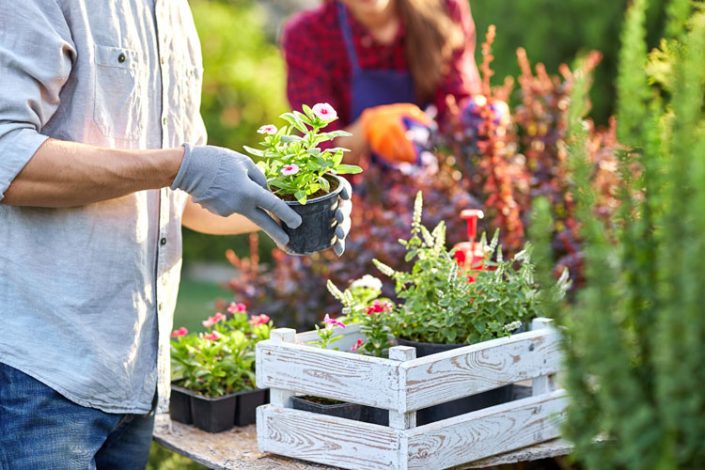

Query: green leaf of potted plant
245,103,363,255
169,303,272,432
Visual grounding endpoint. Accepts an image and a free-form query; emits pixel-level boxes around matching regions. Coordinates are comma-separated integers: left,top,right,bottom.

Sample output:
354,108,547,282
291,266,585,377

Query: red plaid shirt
282,0,481,131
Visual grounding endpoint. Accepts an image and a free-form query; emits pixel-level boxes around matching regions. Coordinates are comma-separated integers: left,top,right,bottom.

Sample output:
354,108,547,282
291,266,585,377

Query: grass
172,277,233,334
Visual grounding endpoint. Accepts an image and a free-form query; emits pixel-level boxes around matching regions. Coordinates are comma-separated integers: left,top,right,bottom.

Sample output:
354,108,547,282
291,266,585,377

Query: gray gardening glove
172,144,302,247
332,178,352,257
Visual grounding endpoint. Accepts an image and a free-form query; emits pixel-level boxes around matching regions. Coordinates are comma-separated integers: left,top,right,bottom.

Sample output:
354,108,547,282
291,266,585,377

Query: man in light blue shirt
0,0,350,467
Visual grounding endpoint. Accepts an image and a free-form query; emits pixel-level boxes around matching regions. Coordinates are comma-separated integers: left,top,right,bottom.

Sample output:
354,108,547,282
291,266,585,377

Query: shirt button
118,53,126,64
160,237,167,246
162,116,168,126
160,56,165,65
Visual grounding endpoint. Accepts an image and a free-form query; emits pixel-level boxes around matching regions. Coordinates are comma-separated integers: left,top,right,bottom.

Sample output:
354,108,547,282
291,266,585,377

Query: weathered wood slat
256,341,399,409
295,324,366,353
257,405,401,470
406,390,567,470
401,329,561,411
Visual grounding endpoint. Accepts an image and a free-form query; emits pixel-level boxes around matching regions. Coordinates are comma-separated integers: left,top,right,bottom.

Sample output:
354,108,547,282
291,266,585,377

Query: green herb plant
373,192,566,345
244,103,363,204
327,275,394,358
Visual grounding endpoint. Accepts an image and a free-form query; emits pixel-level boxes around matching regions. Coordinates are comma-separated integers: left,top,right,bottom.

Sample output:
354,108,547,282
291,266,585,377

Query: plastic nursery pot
360,405,389,426
169,383,194,425
234,388,269,426
282,175,345,256
189,391,238,433
396,338,514,425
291,396,362,421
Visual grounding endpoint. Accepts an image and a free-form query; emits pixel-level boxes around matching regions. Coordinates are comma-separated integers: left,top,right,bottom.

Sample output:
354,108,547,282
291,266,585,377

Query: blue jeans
0,363,155,470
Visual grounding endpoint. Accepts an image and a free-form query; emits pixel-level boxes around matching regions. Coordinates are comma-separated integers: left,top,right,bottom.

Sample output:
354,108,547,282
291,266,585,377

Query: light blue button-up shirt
0,0,207,414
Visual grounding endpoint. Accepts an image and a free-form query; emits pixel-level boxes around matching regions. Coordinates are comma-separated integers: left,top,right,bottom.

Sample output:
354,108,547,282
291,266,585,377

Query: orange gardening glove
360,103,433,164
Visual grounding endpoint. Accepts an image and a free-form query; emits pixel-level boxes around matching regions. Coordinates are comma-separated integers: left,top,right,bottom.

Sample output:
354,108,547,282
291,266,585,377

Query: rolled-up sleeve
0,0,75,200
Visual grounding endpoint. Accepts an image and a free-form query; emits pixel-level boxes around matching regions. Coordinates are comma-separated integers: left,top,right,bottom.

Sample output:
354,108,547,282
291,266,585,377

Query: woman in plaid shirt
282,0,481,166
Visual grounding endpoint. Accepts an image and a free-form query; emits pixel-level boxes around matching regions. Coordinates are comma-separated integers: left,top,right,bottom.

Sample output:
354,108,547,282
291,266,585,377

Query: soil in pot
234,388,269,426
169,383,194,425
396,338,515,425
282,175,344,255
291,395,361,421
190,392,238,433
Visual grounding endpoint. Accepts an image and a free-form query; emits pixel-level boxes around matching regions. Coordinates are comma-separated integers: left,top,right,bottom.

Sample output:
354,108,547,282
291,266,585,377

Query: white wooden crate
256,318,566,470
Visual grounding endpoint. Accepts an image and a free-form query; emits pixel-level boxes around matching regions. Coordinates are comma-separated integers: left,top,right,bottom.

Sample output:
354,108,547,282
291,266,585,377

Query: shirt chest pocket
93,45,146,141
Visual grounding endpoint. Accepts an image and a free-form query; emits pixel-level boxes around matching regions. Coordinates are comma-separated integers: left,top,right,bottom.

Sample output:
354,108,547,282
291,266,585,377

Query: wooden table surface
153,415,572,470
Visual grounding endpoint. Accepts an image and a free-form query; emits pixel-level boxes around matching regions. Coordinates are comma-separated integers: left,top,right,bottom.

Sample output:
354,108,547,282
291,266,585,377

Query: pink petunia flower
351,338,364,352
171,327,188,337
202,312,226,328
281,164,299,176
203,331,222,341
323,314,346,329
249,314,271,326
227,302,247,314
312,103,338,121
257,124,277,135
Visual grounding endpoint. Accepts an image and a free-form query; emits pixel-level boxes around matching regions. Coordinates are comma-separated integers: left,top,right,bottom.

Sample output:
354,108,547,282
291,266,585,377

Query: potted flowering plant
170,303,272,432
245,103,362,255
372,192,568,424
291,276,396,424
290,313,362,421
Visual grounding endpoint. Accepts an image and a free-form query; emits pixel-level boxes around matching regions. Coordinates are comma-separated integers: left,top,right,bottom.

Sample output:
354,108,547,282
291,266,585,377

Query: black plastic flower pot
169,383,194,425
234,388,269,426
360,405,389,426
283,176,345,255
189,392,238,433
396,338,514,425
291,396,361,421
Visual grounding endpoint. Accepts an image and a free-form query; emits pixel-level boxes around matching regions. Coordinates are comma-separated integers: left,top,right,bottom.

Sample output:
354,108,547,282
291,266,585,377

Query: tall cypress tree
533,1,705,467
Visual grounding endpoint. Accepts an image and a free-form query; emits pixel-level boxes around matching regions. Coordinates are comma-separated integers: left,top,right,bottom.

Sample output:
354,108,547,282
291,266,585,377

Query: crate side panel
258,342,399,409
258,405,401,470
404,330,561,410
405,390,567,470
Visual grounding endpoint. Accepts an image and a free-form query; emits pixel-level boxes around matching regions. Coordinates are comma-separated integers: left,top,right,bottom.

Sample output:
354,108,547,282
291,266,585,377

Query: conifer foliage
534,1,705,467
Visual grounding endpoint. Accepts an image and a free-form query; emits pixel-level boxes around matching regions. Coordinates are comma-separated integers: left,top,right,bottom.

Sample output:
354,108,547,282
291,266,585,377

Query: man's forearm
182,197,260,235
2,138,184,207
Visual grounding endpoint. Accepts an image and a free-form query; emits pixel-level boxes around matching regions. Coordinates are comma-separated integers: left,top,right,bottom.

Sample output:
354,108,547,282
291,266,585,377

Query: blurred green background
156,0,670,465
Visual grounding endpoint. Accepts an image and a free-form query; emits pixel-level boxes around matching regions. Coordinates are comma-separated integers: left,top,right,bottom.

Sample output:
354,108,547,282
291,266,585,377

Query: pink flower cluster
203,331,222,341
323,314,346,329
249,314,271,326
202,312,226,328
227,302,247,314
171,327,188,337
366,300,393,315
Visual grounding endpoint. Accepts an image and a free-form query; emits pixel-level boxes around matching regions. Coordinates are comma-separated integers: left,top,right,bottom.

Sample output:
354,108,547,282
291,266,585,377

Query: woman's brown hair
396,0,466,101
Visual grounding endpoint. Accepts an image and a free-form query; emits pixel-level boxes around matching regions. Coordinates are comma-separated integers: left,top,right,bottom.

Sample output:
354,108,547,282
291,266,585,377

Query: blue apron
337,1,416,123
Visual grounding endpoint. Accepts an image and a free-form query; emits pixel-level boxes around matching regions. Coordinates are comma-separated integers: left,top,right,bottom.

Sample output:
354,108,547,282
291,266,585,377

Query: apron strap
336,2,361,74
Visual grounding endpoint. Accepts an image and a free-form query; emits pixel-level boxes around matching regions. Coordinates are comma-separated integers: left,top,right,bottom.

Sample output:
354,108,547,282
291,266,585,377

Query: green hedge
471,0,669,123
